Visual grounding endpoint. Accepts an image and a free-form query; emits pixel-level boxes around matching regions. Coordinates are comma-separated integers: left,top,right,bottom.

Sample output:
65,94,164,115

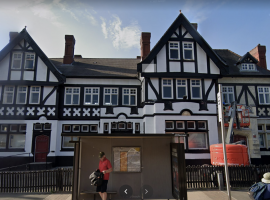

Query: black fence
186,165,270,189
0,168,73,193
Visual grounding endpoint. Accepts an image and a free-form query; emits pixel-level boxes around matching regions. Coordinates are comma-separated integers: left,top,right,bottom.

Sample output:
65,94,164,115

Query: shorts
96,180,108,193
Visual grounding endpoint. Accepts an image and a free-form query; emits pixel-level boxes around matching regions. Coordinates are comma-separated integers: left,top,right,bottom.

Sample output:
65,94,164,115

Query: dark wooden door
35,135,49,162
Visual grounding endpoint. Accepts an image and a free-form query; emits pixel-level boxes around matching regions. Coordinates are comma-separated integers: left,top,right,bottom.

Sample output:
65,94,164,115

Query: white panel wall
43,86,53,101
148,84,156,100
204,79,215,100
183,62,195,73
10,71,20,80
210,59,220,74
197,43,207,73
182,27,186,35
142,60,155,72
169,62,181,72
0,53,9,80
23,71,34,80
156,46,166,72
49,71,58,82
151,78,159,94
36,57,47,81
184,33,193,39
44,89,56,105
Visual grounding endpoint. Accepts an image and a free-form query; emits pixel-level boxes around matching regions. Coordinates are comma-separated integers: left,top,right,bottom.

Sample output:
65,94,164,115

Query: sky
0,0,270,68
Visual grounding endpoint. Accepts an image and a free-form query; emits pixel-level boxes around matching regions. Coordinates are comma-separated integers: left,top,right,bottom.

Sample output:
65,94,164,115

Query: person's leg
99,192,103,199
103,192,107,200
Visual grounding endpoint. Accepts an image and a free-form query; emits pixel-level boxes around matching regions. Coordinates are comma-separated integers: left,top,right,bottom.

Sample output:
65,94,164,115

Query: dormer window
24,53,35,69
241,63,256,71
169,42,179,60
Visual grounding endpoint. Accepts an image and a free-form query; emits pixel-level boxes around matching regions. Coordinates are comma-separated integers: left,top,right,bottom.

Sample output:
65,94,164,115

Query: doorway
35,135,49,162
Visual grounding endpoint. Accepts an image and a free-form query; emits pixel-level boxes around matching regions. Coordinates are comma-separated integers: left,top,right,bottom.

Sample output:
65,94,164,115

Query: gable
0,29,65,84
138,13,228,75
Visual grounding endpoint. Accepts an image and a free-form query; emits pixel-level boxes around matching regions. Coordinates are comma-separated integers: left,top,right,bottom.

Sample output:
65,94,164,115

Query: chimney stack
9,32,19,42
140,32,151,61
249,44,267,70
63,35,76,64
191,23,198,30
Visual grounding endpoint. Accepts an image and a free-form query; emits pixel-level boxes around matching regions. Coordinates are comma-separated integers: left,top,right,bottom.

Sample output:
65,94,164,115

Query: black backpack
89,169,104,186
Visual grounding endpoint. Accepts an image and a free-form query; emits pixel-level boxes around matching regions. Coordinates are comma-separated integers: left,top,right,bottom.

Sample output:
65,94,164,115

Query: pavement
0,189,249,200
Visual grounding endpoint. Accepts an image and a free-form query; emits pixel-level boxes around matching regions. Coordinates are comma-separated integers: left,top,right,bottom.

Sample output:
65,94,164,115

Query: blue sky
0,0,269,68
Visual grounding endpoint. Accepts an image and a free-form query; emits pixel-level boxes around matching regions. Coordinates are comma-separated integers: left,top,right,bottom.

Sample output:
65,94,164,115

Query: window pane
0,134,7,148
93,95,98,104
259,94,265,104
25,60,34,69
65,94,71,104
9,134,25,148
63,125,71,132
176,122,184,129
30,93,39,103
259,134,265,148
192,87,201,98
131,95,136,105
7,93,13,103
112,95,117,105
73,94,79,104
258,125,263,131
266,125,270,130
85,94,91,104
198,122,206,129
187,122,195,129
170,49,179,59
265,94,270,103
188,133,207,149
229,94,234,103
13,60,21,69
184,50,192,59
18,93,26,103
105,95,110,104
62,136,74,148
177,87,186,98
163,86,172,98
124,95,129,105
267,134,270,147
166,122,173,129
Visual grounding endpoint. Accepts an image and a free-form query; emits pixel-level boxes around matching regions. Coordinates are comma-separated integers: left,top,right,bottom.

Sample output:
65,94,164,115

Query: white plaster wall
141,79,145,102
0,53,10,80
143,105,155,115
175,28,179,35
210,59,220,74
150,78,159,94
156,46,166,72
13,45,21,49
49,71,58,82
148,84,156,100
36,57,47,81
169,62,181,72
23,71,34,81
10,71,21,80
20,40,24,47
197,43,207,73
183,62,195,73
44,90,56,105
142,61,155,72
171,33,177,38
144,117,155,133
182,27,187,35
99,107,144,118
65,78,141,85
204,79,215,100
43,86,54,101
184,33,193,39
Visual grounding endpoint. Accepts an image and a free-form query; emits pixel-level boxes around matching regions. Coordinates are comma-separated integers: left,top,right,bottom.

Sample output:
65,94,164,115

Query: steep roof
214,49,270,76
0,29,66,82
50,58,140,78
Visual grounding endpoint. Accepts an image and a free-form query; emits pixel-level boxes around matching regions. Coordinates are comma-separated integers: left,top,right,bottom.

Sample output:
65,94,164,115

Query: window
73,125,80,132
241,63,256,71
183,42,193,60
11,53,22,69
165,121,174,129
30,87,40,104
176,121,184,129
198,121,206,130
258,125,263,131
90,125,98,132
191,80,201,99
16,86,28,104
113,147,141,172
222,86,234,104
10,125,17,132
266,125,270,131
81,125,89,132
258,87,270,104
127,122,132,129
104,88,118,105
34,123,42,130
44,123,51,130
19,124,26,132
135,123,140,132
65,87,80,105
259,134,265,148
112,123,117,129
118,123,125,129
1,125,8,132
162,79,173,99
24,53,35,69
177,79,187,99
0,134,7,148
169,42,179,60
84,88,99,105
123,88,137,106
63,125,71,132
62,136,78,148
188,132,207,149
9,134,25,148
104,123,109,132
3,86,15,104
187,121,195,129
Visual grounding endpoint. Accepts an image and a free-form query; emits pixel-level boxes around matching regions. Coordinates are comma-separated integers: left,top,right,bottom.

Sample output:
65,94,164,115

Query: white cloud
84,9,97,26
100,17,108,39
107,15,141,49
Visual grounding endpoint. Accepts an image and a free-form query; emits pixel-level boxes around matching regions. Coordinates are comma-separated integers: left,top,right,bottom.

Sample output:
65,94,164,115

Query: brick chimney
9,32,19,42
249,44,267,69
63,35,76,64
140,32,151,61
191,23,198,30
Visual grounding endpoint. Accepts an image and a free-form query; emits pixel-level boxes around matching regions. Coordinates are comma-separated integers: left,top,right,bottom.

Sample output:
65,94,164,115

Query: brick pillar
249,44,267,70
140,32,151,61
63,35,76,64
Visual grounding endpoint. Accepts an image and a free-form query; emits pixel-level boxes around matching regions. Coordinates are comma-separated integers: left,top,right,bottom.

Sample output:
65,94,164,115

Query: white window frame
176,79,187,99
258,87,270,105
90,125,98,132
104,123,109,132
81,125,89,132
222,86,234,104
241,63,256,71
19,124,27,132
63,125,71,132
29,86,41,104
187,121,196,130
64,87,80,105
34,123,42,130
135,123,140,132
11,52,22,69
24,53,35,70
176,121,185,130
84,87,99,105
198,121,207,130
190,79,202,99
62,136,78,149
162,79,173,99
118,123,126,129
169,42,180,60
104,88,118,106
127,122,133,129
183,42,194,60
111,123,117,129
165,121,174,130
16,86,28,104
72,125,80,132
3,86,15,104
44,123,51,130
123,88,137,106
10,125,18,132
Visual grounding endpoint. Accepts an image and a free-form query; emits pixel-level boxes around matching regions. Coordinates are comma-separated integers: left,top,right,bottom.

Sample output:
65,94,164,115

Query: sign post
217,84,231,200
